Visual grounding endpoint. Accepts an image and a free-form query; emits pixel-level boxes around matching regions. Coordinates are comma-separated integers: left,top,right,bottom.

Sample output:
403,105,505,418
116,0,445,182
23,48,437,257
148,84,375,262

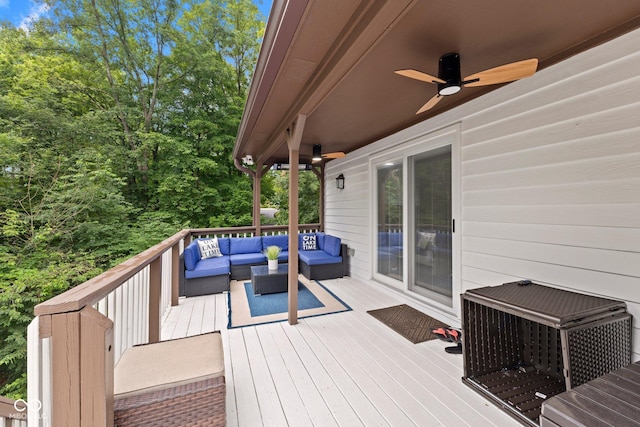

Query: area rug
228,278,351,328
367,304,449,344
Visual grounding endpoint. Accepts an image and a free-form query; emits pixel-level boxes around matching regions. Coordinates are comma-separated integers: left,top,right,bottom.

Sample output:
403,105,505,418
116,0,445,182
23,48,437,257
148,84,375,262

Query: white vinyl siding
324,159,371,280
326,27,640,359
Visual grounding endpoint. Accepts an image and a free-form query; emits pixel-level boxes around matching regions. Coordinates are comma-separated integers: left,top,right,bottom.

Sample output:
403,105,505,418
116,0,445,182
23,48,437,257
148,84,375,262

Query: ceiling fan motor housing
438,53,462,95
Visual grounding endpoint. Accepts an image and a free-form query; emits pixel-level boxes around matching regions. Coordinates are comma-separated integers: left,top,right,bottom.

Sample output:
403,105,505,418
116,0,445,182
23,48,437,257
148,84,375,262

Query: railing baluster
115,286,123,362
126,279,134,350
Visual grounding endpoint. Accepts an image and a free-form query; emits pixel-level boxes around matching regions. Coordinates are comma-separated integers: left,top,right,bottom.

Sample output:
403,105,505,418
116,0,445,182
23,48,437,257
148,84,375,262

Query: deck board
278,322,361,427
266,323,341,426
161,276,517,426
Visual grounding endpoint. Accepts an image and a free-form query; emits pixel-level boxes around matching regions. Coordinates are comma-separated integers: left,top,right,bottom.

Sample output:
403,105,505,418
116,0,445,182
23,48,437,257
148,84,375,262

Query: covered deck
17,226,511,426
166,276,515,426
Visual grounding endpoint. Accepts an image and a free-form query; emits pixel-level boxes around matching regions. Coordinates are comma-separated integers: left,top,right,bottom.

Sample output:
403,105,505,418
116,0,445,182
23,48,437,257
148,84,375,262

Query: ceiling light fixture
437,53,462,96
312,144,322,162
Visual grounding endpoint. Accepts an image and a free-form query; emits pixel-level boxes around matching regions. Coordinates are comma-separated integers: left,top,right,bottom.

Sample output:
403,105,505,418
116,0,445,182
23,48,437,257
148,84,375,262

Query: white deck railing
25,230,189,426
21,224,320,426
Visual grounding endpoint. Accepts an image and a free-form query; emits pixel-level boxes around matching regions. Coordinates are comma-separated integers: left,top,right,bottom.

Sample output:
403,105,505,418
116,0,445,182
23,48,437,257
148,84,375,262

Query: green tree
152,0,264,226
269,170,321,225
0,1,265,398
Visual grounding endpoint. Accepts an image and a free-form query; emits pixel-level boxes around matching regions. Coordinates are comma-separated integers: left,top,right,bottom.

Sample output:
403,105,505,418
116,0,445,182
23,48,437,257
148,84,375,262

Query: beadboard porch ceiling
234,0,640,166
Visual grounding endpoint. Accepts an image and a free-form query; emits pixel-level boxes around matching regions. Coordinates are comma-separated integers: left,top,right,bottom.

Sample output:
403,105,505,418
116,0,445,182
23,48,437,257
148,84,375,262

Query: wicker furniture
179,253,230,297
180,233,348,297
462,281,631,426
114,332,225,427
299,243,348,280
540,360,640,426
251,263,289,295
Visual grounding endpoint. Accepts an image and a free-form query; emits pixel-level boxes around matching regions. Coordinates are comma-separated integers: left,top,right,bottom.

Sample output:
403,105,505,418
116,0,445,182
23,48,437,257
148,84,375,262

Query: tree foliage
0,0,265,398
269,170,320,225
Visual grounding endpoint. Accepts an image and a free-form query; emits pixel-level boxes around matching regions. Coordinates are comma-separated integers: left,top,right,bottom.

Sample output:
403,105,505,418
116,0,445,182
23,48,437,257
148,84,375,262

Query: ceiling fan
312,144,345,162
395,53,538,114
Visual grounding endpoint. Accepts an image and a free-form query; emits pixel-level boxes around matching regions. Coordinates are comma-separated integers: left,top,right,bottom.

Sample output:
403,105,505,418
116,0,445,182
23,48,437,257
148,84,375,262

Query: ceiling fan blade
463,58,538,87
323,152,346,159
395,69,445,84
416,94,442,114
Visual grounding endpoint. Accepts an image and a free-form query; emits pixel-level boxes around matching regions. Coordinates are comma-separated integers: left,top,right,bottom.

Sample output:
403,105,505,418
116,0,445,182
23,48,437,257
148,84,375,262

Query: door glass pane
377,163,403,280
411,147,452,305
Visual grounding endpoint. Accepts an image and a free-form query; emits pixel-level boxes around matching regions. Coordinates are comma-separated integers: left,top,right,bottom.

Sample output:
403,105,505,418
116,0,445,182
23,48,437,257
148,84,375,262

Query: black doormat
367,304,448,344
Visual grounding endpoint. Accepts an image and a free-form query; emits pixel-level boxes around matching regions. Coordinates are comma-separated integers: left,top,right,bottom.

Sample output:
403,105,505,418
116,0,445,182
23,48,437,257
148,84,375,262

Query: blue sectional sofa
179,233,347,297
297,233,347,281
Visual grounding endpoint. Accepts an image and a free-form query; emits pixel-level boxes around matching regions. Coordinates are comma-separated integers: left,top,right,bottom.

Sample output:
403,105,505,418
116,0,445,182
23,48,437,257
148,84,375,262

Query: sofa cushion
197,238,222,259
185,256,230,279
229,252,266,265
114,332,224,399
230,236,262,254
300,233,317,251
217,237,230,255
323,235,341,257
315,232,326,250
277,251,289,262
298,250,342,266
183,242,201,271
262,234,289,251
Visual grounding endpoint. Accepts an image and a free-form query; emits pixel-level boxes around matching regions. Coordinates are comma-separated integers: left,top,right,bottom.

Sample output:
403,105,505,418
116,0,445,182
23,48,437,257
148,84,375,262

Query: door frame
369,123,461,317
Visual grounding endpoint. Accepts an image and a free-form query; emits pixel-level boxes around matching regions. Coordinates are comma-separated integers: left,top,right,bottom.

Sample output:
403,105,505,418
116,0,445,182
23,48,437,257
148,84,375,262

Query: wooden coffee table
250,264,289,295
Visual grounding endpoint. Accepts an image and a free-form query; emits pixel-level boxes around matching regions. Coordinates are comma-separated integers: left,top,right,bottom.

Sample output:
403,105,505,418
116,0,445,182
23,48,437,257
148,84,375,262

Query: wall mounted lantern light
336,174,345,190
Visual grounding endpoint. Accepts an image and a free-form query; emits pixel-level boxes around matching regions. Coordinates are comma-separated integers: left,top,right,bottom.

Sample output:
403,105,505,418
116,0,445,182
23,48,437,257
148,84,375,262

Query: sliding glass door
372,126,458,309
409,146,453,306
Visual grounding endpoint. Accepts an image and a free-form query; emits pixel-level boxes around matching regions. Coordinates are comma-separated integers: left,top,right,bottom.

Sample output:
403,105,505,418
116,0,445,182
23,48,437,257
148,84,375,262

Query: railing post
80,307,114,427
49,307,114,427
171,243,180,306
148,256,162,343
51,311,81,426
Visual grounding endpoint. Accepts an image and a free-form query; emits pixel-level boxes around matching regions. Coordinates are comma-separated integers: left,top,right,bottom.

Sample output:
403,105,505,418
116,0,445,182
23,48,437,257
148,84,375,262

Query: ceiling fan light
439,85,461,96
312,144,322,162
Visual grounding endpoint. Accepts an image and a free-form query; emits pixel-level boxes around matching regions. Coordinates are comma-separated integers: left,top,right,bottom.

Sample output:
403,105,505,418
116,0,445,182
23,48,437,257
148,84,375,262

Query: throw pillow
197,238,222,259
301,234,317,251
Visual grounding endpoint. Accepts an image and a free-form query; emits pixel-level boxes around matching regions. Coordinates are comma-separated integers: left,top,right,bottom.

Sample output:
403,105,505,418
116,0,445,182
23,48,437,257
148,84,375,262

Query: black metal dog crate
462,281,632,426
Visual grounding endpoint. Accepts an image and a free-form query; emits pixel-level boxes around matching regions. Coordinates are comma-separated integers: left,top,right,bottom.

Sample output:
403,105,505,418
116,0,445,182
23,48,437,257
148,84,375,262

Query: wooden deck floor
161,276,518,426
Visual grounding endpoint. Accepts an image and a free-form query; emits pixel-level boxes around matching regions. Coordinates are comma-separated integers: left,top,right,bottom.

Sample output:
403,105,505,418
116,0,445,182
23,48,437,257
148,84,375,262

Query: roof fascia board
234,0,310,160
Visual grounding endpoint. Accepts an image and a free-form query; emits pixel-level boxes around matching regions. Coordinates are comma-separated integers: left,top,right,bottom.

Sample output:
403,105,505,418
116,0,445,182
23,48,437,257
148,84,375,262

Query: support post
287,115,306,325
148,256,162,343
171,243,179,306
312,164,325,231
234,158,261,235
254,163,262,236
